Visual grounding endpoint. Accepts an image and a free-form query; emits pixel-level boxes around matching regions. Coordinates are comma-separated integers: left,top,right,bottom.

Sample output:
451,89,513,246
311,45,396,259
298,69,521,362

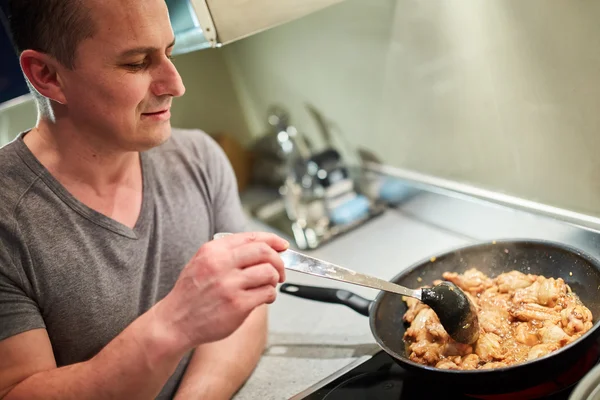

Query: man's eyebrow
118,38,176,58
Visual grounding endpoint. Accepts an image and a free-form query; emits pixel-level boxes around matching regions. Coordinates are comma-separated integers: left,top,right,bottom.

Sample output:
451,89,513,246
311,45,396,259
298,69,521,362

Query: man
0,0,288,399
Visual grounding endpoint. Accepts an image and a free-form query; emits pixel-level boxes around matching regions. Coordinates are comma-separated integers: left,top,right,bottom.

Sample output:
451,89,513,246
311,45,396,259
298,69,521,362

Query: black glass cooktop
292,349,595,400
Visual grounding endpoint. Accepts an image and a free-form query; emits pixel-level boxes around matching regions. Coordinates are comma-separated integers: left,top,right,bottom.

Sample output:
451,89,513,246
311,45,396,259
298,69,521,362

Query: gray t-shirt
0,128,247,399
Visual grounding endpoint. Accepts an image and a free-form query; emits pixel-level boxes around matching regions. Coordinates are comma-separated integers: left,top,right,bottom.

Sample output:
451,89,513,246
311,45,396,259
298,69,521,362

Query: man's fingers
231,242,286,282
240,263,280,289
214,232,289,252
245,285,278,306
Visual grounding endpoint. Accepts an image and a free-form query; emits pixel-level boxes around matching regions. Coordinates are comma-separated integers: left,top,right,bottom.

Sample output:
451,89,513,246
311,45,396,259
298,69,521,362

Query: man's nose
152,57,186,98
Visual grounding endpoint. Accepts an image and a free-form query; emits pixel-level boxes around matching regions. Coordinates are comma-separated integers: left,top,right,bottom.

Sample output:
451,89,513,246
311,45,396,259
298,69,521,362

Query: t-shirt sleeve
202,134,249,235
0,243,46,342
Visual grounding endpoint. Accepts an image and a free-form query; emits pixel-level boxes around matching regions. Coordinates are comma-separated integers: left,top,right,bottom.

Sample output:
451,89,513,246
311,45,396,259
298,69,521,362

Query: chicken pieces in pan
403,268,593,370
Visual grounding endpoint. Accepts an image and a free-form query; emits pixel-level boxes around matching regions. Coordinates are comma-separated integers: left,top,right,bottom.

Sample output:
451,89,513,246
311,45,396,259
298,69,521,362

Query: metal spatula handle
212,233,421,300
280,249,422,300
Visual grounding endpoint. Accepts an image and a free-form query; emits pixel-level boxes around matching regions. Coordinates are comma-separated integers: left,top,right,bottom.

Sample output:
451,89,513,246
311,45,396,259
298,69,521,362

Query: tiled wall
223,0,600,219
222,0,397,163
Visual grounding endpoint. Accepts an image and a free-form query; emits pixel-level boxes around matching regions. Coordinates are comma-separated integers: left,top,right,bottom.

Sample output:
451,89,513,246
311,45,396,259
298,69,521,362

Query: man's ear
20,50,67,105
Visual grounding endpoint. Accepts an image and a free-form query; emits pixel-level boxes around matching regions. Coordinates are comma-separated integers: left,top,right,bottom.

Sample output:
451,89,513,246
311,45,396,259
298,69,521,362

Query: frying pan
279,239,600,397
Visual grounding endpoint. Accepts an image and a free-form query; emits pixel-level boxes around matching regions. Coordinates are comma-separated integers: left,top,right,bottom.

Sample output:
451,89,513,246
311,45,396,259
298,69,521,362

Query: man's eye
124,61,147,71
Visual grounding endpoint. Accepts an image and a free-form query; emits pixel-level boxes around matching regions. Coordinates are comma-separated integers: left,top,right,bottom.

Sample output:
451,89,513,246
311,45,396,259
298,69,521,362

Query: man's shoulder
0,138,39,218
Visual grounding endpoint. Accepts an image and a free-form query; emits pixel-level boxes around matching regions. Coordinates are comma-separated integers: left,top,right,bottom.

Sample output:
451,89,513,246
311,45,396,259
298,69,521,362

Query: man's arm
172,131,277,399
174,305,268,400
0,232,287,400
1,308,187,400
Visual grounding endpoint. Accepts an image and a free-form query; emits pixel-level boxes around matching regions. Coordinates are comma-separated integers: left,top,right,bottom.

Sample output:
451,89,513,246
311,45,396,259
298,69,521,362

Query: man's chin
130,124,172,152
150,123,173,146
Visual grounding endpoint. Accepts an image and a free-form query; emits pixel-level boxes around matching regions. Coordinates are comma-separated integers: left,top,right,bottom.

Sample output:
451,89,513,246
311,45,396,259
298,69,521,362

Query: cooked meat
443,340,473,357
478,288,511,311
538,321,572,346
512,280,542,304
475,332,504,362
512,276,567,307
500,337,531,363
479,361,509,370
537,277,567,307
402,295,429,324
510,303,562,325
495,271,536,293
405,308,448,343
403,268,593,370
436,359,460,370
528,343,560,361
515,323,538,346
408,340,443,364
479,308,511,337
443,268,493,294
460,354,480,370
560,295,593,335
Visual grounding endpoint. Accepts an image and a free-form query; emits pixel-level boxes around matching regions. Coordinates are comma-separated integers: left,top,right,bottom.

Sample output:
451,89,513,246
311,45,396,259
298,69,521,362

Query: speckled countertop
233,189,594,400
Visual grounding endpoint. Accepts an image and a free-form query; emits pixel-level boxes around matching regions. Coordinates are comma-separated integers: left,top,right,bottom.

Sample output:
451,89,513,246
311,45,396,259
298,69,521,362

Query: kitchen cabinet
201,0,344,45
168,0,345,55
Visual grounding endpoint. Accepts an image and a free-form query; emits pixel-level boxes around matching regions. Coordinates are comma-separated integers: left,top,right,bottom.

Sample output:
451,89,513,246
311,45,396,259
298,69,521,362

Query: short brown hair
7,0,97,69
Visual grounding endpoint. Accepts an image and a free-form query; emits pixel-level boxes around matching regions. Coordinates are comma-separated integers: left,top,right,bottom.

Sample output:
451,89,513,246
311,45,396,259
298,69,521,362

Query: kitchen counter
233,188,598,400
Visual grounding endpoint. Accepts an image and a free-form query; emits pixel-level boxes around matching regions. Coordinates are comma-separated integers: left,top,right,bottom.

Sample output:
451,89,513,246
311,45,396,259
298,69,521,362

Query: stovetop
290,349,594,400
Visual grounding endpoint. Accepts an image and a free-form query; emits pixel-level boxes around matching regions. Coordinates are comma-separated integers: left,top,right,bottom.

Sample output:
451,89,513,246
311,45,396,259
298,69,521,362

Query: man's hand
154,232,289,351
0,232,288,400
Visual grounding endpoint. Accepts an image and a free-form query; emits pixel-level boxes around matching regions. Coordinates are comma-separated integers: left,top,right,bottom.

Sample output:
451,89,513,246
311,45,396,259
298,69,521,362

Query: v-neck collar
13,131,154,239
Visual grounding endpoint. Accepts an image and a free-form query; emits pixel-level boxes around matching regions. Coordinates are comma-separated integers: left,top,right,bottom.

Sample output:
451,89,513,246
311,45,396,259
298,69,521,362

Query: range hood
166,0,344,55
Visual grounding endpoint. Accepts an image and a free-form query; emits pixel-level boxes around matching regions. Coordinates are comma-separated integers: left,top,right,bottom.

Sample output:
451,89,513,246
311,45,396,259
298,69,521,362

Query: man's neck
25,120,141,189
24,119,144,229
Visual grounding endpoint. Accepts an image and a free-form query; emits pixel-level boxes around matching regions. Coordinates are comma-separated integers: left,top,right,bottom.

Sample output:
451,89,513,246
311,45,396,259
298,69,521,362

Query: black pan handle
279,283,372,316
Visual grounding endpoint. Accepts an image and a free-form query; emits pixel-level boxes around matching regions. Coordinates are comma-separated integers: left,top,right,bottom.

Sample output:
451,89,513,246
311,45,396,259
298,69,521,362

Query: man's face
59,0,186,152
